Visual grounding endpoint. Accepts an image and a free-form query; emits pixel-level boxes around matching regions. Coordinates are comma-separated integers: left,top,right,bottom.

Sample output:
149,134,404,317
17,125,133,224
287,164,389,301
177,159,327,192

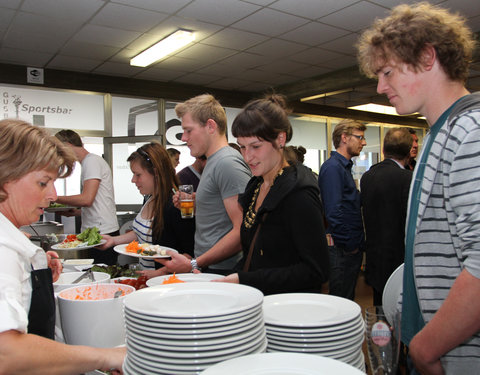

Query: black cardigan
236,164,329,295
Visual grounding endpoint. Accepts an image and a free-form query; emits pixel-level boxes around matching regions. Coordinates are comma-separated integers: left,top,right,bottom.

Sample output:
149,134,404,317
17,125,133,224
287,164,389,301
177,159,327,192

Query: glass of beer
179,185,194,219
365,306,401,374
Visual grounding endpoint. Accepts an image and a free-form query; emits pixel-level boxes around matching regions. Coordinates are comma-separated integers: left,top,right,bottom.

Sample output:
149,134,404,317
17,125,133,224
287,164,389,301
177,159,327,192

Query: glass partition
112,96,159,137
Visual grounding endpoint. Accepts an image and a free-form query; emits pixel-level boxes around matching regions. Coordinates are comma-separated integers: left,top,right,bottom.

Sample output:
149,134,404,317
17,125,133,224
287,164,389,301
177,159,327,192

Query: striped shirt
408,93,480,371
132,197,154,269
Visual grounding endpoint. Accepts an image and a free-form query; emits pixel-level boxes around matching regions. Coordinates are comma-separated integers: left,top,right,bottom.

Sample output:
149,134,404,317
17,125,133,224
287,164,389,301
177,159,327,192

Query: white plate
146,272,224,287
63,258,94,266
45,206,78,212
125,305,262,329
113,243,178,259
127,332,266,362
200,352,365,375
126,320,265,349
266,328,364,351
125,313,264,339
266,341,362,358
125,302,262,324
127,339,267,373
265,314,363,336
51,239,106,250
124,283,264,318
263,293,361,328
382,263,404,325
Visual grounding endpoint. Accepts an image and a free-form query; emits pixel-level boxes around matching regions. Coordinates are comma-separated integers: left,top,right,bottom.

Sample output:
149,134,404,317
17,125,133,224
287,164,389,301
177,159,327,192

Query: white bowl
53,271,111,293
57,283,135,348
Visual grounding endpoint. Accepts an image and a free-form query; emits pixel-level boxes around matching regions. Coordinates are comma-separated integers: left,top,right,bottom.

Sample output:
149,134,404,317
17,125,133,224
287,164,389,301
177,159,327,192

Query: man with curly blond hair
357,3,479,374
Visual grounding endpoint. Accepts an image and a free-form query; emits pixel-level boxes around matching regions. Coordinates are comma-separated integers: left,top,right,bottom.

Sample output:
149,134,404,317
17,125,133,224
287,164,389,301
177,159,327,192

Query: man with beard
318,119,366,300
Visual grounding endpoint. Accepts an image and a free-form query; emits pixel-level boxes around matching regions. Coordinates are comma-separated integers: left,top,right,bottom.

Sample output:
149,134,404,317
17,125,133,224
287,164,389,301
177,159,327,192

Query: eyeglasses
137,147,152,164
350,134,365,141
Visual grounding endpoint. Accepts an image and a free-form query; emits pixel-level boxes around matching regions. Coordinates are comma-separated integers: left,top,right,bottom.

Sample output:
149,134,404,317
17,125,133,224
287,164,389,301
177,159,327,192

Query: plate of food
114,241,177,259
51,227,105,250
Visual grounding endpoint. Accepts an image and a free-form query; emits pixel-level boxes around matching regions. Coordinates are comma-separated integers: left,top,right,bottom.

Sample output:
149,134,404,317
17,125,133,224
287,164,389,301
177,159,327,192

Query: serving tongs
72,268,95,283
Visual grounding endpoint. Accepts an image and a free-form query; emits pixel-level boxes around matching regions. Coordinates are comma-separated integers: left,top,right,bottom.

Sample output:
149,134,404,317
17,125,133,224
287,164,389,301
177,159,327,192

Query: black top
236,164,329,295
152,199,195,258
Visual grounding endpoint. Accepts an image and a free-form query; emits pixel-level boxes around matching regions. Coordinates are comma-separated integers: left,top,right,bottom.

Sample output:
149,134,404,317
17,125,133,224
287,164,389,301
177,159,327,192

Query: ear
420,44,436,71
277,132,286,148
205,119,217,134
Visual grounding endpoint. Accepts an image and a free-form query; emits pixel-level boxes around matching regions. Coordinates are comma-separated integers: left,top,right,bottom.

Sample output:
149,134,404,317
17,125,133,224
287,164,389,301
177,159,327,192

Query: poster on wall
1,84,105,130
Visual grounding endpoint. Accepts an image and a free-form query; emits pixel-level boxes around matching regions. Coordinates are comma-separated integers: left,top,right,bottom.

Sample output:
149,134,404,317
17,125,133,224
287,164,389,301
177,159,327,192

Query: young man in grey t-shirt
159,94,251,273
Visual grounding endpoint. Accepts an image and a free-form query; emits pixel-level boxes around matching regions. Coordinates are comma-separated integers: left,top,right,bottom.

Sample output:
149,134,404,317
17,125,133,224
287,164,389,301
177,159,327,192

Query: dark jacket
236,164,329,295
360,158,412,292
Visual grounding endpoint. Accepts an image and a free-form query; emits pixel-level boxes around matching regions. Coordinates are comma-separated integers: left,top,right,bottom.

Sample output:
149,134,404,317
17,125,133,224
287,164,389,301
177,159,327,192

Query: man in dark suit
360,127,413,305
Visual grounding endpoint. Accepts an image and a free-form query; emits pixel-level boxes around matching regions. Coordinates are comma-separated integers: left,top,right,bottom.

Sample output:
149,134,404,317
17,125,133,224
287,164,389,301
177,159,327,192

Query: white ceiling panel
175,43,237,65
232,8,308,36
201,28,269,51
178,0,261,26
59,41,119,60
0,0,21,8
280,21,351,46
20,0,104,21
135,68,187,82
0,47,52,66
173,72,222,86
73,24,141,48
270,0,361,20
111,0,191,14
246,39,309,59
48,55,102,72
319,1,390,32
91,3,167,33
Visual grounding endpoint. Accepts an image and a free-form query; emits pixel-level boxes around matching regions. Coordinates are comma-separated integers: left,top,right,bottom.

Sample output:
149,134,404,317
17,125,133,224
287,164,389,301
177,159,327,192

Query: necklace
243,168,284,229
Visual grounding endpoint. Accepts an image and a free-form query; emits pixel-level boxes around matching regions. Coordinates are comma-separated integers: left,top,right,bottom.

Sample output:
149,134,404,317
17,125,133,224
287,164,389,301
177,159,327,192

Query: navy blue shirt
318,151,364,251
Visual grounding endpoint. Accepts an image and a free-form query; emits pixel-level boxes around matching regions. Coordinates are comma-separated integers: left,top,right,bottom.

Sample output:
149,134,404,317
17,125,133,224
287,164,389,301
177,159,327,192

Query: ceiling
0,0,479,114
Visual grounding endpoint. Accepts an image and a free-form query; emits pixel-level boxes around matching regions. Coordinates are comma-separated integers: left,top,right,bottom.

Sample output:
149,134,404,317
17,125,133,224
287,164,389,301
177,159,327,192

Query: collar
331,151,353,169
0,213,47,270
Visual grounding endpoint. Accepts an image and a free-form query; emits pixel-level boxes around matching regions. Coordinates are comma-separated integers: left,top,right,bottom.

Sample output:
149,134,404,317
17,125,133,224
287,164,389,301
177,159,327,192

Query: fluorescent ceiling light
130,30,195,67
349,103,399,115
301,89,354,102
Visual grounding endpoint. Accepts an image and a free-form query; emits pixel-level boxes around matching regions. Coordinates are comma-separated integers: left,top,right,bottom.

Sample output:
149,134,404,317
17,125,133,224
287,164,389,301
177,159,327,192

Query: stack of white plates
123,282,267,375
263,294,366,372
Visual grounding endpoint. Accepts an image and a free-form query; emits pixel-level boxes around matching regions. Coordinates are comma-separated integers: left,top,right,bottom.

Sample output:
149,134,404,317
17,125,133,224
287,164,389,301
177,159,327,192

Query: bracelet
190,258,201,272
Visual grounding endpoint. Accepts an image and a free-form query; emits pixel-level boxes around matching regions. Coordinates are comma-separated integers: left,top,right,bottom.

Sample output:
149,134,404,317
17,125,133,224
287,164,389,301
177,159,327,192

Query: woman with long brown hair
100,141,194,276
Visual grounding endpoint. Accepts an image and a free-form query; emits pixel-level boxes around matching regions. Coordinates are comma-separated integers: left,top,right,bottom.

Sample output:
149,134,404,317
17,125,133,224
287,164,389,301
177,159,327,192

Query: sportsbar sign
1,85,104,130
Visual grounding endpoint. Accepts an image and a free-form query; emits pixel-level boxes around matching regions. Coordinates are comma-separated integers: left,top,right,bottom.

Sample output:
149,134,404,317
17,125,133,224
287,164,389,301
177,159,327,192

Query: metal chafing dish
20,221,92,260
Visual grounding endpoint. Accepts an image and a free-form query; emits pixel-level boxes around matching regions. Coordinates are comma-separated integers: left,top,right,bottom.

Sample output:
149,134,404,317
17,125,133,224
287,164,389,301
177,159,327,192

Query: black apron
27,267,56,339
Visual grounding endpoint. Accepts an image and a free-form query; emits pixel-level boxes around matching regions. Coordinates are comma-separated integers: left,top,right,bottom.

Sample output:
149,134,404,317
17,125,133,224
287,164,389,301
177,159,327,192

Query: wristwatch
190,258,201,272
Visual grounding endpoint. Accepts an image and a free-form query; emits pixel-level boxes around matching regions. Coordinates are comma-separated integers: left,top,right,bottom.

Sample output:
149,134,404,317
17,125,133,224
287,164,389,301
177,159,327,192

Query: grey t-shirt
194,146,251,269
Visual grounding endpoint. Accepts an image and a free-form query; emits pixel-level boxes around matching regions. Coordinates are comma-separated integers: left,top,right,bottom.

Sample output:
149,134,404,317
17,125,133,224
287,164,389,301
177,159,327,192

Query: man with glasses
318,119,367,300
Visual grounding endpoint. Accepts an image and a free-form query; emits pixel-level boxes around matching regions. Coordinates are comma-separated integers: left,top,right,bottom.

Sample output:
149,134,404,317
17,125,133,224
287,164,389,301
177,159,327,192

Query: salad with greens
76,227,102,246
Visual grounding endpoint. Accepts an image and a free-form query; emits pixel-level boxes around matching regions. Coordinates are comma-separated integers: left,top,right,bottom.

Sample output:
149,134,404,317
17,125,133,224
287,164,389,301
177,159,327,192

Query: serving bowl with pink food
57,283,135,347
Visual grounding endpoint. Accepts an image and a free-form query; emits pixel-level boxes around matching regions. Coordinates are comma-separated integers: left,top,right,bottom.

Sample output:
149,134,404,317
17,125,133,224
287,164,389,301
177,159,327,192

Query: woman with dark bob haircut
214,94,329,295
0,119,126,374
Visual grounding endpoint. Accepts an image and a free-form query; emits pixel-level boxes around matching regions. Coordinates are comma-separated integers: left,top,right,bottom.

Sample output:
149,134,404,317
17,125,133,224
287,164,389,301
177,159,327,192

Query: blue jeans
328,245,362,300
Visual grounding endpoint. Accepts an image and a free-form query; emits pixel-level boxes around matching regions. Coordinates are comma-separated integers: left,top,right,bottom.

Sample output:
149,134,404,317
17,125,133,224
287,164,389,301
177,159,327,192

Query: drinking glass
179,185,194,219
365,306,401,375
